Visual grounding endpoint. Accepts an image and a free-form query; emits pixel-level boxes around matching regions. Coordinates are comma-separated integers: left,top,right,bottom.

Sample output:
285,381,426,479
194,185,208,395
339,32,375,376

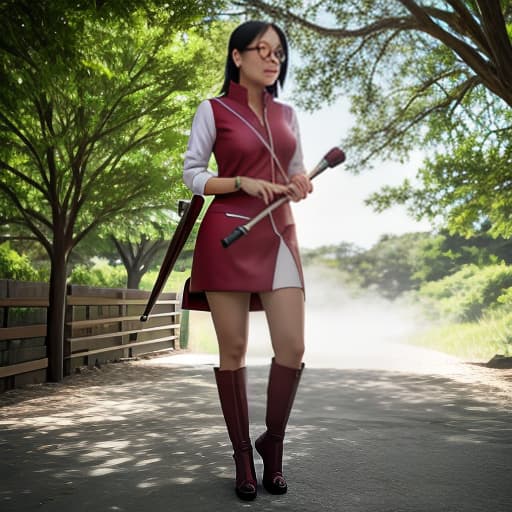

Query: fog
246,266,458,372
187,266,458,373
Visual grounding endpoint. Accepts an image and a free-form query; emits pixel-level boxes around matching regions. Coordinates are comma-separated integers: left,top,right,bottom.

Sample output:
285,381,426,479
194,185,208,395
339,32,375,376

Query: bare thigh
206,291,251,370
259,287,305,369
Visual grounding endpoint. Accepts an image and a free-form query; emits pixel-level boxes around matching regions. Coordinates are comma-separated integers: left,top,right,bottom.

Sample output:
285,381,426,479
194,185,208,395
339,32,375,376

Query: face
232,27,284,90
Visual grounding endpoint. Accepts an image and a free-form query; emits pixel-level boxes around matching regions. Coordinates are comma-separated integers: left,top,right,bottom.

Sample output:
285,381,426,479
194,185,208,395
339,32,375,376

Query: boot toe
236,482,257,501
263,474,287,494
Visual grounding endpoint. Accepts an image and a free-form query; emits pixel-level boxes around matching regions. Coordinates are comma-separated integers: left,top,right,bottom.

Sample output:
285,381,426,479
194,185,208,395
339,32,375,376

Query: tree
108,210,179,289
0,1,227,380
367,95,512,239
344,232,428,298
240,0,512,169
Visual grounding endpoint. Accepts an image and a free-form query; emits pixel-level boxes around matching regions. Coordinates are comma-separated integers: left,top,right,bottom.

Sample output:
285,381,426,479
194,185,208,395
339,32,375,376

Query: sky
281,82,432,250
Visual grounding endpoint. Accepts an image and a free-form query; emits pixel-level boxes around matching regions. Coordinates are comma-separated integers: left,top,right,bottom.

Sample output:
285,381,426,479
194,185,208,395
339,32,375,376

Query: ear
232,48,242,68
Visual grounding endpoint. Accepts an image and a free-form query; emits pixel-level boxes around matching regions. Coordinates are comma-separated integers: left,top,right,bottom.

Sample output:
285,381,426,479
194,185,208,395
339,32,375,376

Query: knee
289,342,305,363
275,338,304,367
221,336,247,364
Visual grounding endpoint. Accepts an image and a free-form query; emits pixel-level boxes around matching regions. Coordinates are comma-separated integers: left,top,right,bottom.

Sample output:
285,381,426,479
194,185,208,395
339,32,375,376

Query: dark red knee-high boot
214,367,257,501
255,358,304,494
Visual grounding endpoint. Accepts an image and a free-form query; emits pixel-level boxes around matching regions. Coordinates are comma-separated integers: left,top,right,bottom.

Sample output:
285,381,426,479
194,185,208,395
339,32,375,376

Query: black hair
220,20,289,97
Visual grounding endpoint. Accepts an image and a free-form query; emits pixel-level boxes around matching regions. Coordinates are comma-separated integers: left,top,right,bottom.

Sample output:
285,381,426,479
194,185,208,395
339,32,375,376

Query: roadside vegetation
303,231,512,361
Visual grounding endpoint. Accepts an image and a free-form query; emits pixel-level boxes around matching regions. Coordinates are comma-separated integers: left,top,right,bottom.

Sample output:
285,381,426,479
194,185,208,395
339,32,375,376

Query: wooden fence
0,280,181,392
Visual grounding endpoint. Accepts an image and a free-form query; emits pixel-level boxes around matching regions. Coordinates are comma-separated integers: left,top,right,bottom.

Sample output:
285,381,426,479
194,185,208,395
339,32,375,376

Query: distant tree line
303,228,512,328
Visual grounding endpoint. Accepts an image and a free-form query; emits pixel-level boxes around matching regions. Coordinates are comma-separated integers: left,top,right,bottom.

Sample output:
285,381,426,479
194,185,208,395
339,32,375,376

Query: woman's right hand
239,177,288,205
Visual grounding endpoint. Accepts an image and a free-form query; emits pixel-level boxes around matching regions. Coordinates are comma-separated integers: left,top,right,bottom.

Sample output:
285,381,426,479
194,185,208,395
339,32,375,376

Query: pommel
324,147,346,167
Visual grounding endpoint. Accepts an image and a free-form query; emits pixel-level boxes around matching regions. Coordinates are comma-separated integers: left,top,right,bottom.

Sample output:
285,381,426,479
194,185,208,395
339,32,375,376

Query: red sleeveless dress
182,82,306,311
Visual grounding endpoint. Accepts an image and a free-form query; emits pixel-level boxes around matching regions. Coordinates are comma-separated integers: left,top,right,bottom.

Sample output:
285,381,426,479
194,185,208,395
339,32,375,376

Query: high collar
226,81,272,106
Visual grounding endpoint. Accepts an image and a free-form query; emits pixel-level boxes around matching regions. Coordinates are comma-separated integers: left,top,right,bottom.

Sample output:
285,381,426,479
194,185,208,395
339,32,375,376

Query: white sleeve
183,100,217,195
288,107,307,177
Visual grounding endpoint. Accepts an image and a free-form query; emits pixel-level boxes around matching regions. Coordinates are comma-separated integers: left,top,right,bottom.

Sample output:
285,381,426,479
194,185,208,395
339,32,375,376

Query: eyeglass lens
259,43,285,62
244,42,286,63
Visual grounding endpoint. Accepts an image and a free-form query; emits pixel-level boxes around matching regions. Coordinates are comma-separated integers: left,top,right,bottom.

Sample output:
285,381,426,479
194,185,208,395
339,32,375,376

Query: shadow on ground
1,360,511,512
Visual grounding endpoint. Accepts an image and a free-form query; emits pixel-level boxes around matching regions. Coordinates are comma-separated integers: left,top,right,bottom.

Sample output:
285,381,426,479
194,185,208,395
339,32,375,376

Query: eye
275,49,285,61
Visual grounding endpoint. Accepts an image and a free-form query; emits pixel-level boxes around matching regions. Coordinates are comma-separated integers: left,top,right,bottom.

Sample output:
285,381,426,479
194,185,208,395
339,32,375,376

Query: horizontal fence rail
0,280,181,391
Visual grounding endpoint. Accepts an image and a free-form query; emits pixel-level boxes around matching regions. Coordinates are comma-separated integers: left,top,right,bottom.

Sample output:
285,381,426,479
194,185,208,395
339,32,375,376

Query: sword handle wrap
221,226,249,248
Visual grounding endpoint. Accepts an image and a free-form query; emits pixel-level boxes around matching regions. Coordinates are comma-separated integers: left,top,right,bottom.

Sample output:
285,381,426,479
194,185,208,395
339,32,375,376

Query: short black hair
220,20,289,97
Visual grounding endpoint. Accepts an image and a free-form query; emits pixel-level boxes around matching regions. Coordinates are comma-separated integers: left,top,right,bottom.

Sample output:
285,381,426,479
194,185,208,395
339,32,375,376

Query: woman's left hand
286,173,313,202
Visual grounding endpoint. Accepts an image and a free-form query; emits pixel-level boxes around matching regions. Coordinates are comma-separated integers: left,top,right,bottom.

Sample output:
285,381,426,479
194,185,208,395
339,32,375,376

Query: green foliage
139,268,190,292
245,0,512,170
69,259,127,288
407,308,512,360
0,1,229,258
179,309,190,349
369,119,512,240
417,264,512,322
312,230,512,302
301,242,362,267
0,242,39,281
411,231,510,283
346,233,425,298
497,287,512,307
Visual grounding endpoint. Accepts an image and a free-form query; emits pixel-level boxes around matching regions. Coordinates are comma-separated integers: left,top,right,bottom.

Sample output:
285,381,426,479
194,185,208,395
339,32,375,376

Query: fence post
64,284,72,376
179,309,189,349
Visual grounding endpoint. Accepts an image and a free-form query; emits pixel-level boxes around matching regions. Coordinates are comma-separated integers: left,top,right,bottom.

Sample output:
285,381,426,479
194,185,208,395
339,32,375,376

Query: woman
182,20,312,501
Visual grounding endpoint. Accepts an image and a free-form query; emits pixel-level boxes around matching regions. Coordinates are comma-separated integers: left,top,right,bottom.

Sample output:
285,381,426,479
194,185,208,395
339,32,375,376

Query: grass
140,269,219,353
406,309,512,362
139,269,190,293
187,311,218,354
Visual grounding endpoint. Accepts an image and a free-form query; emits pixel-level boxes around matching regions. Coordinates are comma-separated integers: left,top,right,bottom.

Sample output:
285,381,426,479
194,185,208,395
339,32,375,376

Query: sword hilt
221,226,249,248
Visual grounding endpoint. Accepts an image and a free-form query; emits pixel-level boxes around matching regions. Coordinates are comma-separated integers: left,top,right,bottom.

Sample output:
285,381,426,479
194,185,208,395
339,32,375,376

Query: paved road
1,349,511,512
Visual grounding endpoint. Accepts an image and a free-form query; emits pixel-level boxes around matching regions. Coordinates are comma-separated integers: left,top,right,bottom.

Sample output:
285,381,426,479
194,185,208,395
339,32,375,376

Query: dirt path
1,349,511,512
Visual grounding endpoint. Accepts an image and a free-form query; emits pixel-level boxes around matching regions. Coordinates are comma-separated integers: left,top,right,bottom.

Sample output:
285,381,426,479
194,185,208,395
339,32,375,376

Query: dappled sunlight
1,359,511,511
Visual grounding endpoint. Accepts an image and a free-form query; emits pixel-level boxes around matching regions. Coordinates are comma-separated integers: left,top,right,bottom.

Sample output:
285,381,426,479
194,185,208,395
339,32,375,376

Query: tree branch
242,0,420,37
0,182,52,253
476,0,512,86
112,236,131,268
441,1,491,55
0,110,49,182
0,160,48,196
80,125,167,207
397,0,511,105
358,75,481,166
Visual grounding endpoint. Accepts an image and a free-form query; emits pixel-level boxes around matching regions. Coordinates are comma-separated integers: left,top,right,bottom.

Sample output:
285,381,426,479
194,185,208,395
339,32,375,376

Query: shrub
0,242,40,281
69,259,126,288
417,263,512,321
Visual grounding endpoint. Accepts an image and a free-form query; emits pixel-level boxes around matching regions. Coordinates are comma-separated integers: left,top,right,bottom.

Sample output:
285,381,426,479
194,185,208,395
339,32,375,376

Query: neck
239,78,265,108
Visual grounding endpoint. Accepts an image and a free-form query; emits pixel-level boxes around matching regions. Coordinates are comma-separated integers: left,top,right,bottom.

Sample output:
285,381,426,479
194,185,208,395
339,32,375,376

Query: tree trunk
46,238,68,382
126,267,143,289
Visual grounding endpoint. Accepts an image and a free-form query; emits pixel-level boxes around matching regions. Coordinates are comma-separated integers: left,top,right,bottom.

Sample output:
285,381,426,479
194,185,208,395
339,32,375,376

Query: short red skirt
182,192,303,311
